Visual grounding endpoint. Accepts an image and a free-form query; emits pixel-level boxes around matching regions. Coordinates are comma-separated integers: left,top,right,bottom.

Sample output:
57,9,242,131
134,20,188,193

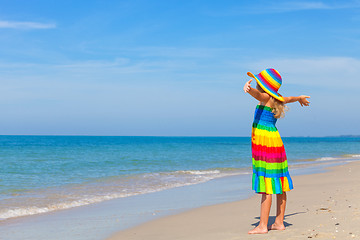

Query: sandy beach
108,161,360,240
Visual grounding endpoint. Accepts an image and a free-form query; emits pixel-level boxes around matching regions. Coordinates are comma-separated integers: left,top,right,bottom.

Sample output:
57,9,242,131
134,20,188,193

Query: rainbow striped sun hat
247,68,285,102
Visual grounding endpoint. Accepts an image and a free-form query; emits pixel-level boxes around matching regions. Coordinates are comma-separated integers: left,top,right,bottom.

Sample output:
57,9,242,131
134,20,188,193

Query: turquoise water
0,136,359,220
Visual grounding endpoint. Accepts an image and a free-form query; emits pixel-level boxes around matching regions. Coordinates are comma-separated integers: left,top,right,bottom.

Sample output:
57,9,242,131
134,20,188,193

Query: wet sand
108,161,360,240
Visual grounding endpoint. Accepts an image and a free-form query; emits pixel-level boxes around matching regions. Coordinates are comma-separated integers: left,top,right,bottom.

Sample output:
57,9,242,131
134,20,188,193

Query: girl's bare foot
269,223,285,231
248,226,268,234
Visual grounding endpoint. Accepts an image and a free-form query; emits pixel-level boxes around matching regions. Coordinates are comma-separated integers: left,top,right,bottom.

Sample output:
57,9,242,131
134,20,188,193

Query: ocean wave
342,154,360,158
302,154,360,162
0,168,249,221
315,157,339,161
0,189,174,220
0,193,134,220
175,170,221,175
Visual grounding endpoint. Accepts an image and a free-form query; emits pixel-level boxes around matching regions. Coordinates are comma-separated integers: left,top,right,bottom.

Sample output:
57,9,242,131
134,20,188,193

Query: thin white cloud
246,56,360,87
270,1,331,12
206,1,360,16
265,1,360,13
0,20,56,29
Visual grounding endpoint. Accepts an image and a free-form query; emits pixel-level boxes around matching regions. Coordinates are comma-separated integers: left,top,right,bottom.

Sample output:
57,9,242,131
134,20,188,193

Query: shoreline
107,160,360,240
1,135,359,225
0,160,344,222
0,159,358,240
0,156,353,222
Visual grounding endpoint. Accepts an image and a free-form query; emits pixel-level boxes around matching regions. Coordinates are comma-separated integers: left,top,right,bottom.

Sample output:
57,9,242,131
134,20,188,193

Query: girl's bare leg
248,194,272,234
270,192,286,230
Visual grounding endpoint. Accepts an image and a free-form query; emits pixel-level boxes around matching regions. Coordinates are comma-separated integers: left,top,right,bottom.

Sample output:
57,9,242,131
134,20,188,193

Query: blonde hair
256,84,288,119
269,97,287,119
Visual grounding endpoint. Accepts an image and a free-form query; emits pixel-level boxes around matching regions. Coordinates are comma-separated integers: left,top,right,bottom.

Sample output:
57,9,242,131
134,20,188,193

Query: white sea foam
314,154,360,162
0,168,249,221
302,154,360,164
0,191,159,220
175,170,221,175
316,157,339,161
0,194,127,220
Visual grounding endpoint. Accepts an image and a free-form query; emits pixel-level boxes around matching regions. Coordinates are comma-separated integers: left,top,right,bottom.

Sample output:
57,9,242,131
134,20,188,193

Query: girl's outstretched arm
284,95,310,106
244,79,270,102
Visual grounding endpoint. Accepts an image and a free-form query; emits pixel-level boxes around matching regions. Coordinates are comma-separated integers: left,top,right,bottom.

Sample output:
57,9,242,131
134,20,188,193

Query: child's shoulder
259,101,272,108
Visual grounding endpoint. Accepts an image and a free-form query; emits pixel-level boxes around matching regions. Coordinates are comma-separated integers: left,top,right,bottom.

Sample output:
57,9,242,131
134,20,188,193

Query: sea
1,135,360,223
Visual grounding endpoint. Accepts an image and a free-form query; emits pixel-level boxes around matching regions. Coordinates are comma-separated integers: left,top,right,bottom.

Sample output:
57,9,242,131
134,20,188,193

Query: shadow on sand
251,212,306,228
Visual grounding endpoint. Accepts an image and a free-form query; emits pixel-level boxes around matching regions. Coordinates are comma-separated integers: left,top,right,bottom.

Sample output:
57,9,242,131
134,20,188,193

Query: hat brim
247,72,284,102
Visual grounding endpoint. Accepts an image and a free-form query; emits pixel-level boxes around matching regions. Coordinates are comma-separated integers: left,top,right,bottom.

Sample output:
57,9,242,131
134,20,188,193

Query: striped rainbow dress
252,105,293,194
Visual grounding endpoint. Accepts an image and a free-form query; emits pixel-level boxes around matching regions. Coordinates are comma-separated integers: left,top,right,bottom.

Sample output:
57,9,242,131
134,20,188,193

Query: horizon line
0,134,357,138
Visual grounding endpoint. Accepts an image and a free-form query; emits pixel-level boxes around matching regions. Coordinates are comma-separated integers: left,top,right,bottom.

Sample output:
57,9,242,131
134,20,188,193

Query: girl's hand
299,95,310,107
244,79,253,93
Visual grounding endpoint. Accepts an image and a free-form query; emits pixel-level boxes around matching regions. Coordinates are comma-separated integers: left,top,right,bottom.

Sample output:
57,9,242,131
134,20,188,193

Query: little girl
243,68,310,234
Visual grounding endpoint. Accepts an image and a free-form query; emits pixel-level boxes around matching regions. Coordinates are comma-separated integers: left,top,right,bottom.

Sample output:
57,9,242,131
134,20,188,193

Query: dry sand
108,161,360,240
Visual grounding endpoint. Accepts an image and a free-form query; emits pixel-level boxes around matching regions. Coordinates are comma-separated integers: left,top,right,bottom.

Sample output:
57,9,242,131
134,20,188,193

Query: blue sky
0,0,359,136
